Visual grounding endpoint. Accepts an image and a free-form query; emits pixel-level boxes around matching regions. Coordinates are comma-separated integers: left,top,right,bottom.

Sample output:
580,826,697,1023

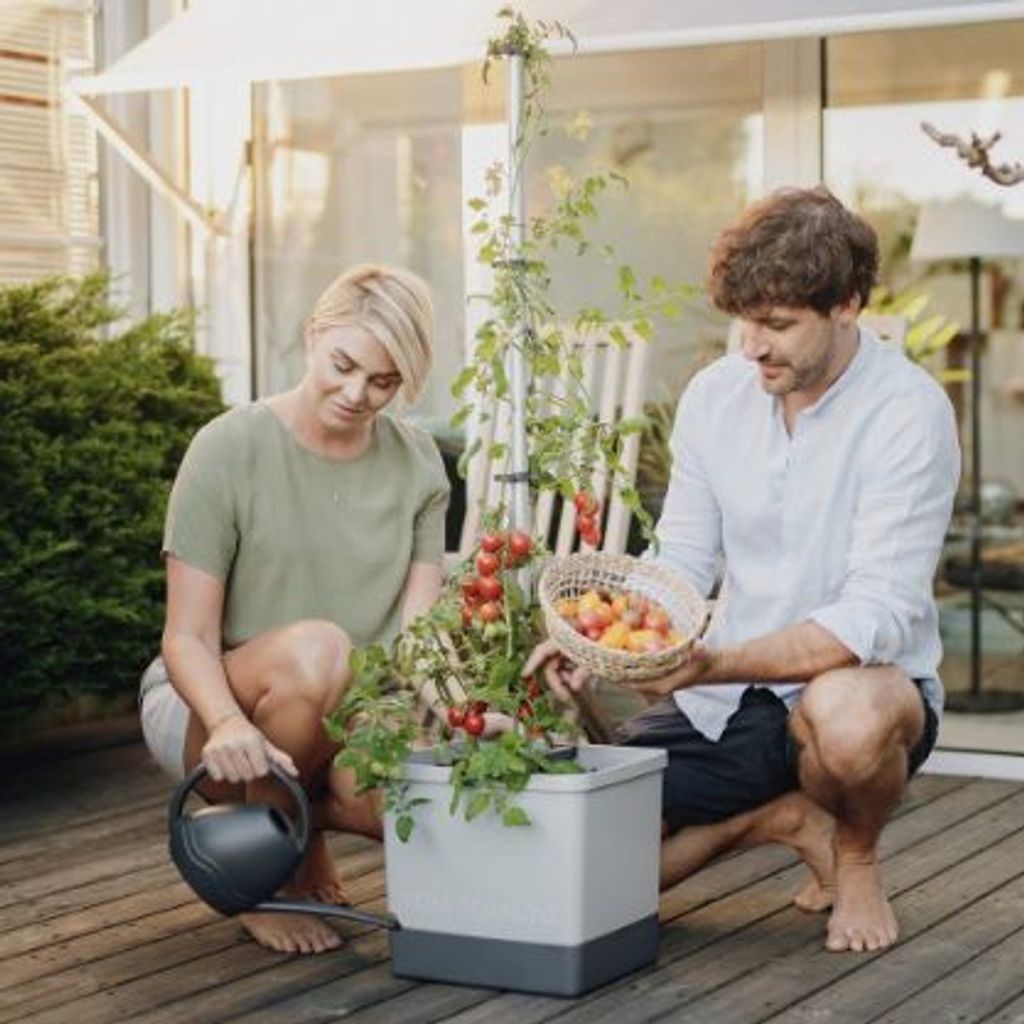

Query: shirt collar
796,324,876,419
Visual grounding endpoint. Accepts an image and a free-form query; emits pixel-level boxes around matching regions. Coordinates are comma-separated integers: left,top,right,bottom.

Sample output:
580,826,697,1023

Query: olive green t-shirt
163,403,450,650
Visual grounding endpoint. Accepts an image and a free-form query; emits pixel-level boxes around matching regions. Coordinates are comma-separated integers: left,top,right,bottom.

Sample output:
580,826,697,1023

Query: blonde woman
138,264,449,954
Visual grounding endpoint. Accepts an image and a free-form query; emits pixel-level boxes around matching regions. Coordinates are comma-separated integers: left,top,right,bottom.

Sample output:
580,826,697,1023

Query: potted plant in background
326,8,702,996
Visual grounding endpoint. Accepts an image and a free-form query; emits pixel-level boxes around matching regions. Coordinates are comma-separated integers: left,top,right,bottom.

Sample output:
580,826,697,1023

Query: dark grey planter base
390,913,660,996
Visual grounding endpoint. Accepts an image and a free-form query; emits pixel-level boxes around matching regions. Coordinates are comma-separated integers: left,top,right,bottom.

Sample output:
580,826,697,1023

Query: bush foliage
0,274,225,723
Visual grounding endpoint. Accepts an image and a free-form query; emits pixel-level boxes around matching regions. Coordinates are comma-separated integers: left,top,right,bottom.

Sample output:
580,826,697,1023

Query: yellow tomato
598,622,631,649
577,590,605,613
626,629,664,654
555,597,578,619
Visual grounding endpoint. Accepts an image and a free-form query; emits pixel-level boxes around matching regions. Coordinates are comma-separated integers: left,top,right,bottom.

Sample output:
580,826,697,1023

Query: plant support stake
505,48,532,591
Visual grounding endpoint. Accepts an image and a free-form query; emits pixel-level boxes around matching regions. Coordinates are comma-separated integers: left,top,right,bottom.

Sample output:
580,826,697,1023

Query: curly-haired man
529,188,960,953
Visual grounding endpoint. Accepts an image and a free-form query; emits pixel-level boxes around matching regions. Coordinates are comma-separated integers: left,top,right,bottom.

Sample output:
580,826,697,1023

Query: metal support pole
506,52,531,540
968,256,983,697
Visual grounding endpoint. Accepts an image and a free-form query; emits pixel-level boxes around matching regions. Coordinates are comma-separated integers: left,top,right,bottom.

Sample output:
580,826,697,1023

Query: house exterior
3,0,1023,760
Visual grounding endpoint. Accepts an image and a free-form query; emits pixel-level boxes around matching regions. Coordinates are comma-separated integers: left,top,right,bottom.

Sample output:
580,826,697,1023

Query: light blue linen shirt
652,328,960,741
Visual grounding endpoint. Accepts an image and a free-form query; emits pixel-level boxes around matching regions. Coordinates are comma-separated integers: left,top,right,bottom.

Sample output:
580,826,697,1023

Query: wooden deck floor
3,732,1024,1024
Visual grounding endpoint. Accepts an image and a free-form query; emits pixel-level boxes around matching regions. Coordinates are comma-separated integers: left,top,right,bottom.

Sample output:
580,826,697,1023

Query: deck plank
401,780,1020,1024
0,737,1021,1024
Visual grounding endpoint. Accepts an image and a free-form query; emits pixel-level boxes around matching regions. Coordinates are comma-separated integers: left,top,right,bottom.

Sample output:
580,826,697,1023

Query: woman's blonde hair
307,263,434,405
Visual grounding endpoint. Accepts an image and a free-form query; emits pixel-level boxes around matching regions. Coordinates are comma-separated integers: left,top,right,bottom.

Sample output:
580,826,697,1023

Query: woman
139,264,449,954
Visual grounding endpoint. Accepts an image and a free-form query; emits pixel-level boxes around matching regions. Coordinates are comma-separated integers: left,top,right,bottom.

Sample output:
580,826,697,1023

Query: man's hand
521,638,592,702
627,640,716,701
201,713,298,783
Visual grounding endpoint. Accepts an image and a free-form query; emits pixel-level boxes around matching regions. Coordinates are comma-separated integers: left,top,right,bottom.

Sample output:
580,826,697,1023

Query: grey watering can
168,763,398,931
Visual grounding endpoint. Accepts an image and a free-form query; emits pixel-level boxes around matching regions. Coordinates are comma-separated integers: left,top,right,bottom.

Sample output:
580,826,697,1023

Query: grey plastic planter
384,743,667,996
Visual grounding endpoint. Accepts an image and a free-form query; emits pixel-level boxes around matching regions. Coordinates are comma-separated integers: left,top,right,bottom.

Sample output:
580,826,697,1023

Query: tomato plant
328,8,695,841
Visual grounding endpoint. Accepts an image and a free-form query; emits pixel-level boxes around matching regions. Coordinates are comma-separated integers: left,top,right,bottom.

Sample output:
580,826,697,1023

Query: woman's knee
262,620,352,714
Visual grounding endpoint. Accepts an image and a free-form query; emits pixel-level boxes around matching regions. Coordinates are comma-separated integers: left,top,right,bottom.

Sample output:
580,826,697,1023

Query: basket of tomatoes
538,552,707,682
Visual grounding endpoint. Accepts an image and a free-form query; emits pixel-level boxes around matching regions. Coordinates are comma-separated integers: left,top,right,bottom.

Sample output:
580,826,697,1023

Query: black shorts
616,683,939,835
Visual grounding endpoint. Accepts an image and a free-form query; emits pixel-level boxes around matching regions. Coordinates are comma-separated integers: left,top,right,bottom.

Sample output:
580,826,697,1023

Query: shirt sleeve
807,387,960,665
162,419,239,580
411,437,451,566
648,371,723,597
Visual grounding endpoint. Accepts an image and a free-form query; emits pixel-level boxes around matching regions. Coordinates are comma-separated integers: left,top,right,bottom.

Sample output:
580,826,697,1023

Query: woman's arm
161,555,295,781
399,560,445,630
161,556,240,730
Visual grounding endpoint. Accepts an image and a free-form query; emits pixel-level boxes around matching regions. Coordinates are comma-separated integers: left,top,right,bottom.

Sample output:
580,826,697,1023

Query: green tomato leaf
503,806,531,827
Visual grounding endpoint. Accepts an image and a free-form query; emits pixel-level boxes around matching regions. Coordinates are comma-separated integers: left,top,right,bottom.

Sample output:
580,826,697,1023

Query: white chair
455,325,650,559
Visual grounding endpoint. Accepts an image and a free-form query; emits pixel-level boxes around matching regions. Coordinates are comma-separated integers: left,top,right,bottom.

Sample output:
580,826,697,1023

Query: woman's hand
521,638,592,703
200,713,298,783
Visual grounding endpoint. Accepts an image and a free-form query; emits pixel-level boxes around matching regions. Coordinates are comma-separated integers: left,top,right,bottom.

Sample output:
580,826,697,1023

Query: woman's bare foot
238,910,342,954
293,831,351,905
237,832,349,954
826,854,898,952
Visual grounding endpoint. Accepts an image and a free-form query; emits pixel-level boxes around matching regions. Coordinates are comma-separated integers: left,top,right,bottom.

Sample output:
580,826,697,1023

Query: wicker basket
538,552,708,683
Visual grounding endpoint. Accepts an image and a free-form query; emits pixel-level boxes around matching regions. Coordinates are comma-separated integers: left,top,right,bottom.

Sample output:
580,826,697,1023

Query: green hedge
0,274,225,724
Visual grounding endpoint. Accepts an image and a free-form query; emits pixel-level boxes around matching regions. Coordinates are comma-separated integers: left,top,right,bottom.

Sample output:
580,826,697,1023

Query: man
527,187,960,953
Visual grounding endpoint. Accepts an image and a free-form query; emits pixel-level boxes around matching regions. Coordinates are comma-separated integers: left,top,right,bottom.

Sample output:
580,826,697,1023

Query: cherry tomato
573,491,599,516
580,525,601,547
447,706,466,729
461,604,474,628
506,530,533,565
461,577,480,604
476,575,503,602
643,607,671,635
480,531,505,553
576,513,597,535
478,600,502,623
476,551,500,577
526,676,542,699
463,711,485,737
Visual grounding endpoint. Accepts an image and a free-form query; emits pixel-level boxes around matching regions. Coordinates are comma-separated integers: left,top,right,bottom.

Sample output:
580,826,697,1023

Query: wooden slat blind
0,1,99,283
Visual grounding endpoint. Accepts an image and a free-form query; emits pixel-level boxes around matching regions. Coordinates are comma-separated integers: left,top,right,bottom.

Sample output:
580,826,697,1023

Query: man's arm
650,372,723,596
632,620,858,699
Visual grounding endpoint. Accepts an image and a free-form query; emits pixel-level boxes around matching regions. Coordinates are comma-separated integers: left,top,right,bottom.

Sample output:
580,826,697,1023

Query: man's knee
795,668,917,783
265,619,352,715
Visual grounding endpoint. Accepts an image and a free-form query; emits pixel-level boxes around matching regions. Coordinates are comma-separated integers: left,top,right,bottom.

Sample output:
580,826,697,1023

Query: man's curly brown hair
708,188,879,317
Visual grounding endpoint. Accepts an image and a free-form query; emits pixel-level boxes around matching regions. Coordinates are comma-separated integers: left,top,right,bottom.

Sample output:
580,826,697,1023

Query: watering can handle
168,763,312,853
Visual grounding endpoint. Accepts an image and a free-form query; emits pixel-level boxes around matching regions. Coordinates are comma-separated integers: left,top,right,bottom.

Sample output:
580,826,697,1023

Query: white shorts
139,656,190,781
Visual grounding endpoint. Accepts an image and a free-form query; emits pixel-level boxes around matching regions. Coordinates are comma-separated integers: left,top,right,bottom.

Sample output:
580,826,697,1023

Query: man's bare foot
826,855,898,952
238,911,342,954
751,792,836,912
793,873,834,913
293,831,351,905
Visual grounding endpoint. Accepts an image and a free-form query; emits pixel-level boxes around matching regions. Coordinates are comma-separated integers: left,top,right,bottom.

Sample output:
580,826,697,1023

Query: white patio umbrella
66,0,1024,538
71,0,1024,97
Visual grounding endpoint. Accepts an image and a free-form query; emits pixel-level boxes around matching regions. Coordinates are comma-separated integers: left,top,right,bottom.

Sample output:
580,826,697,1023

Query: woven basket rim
538,552,708,681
